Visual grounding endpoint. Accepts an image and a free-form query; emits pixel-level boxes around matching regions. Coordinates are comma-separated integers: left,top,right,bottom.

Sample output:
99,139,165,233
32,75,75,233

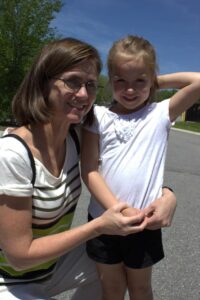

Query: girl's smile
111,57,152,114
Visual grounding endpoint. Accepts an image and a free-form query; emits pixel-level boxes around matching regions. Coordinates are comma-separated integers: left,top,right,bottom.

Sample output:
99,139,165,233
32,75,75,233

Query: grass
173,121,200,133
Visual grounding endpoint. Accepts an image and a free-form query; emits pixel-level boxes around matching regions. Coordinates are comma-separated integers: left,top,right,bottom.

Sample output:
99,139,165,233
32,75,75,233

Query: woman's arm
0,195,146,271
158,72,200,122
143,187,177,230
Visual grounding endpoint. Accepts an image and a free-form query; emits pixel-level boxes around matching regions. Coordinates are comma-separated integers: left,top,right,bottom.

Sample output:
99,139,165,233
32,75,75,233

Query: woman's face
48,60,98,124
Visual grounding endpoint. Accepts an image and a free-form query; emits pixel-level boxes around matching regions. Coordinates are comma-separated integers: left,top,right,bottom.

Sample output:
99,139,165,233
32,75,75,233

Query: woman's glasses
54,77,99,95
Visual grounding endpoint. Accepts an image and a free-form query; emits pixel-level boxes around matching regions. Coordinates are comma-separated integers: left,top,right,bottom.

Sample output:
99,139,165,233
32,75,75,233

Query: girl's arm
143,187,177,230
158,72,200,122
0,195,146,271
81,128,123,209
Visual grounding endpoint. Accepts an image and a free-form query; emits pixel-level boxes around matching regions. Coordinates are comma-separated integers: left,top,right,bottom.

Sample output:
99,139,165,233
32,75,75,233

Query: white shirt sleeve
0,138,33,196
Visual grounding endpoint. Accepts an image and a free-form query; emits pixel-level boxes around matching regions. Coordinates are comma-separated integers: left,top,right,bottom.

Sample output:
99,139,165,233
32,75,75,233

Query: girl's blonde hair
107,35,159,102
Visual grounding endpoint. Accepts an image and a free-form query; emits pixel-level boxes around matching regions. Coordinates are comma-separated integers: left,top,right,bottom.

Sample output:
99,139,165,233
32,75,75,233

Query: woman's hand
98,202,147,236
143,188,177,230
121,207,141,217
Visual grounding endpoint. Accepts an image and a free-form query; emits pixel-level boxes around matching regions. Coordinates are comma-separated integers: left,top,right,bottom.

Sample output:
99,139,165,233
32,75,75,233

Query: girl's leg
126,266,153,300
96,262,127,300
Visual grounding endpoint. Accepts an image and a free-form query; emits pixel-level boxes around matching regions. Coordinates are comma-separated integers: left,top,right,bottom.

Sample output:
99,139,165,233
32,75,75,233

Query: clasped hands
121,193,177,230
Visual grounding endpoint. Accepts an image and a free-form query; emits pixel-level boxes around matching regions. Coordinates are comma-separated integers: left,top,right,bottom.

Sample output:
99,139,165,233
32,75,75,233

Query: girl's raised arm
158,72,200,122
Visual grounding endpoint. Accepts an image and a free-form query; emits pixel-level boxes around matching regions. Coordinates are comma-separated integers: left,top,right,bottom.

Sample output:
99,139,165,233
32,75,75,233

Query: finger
126,212,145,226
128,218,148,233
118,223,145,236
145,215,158,227
146,225,159,230
113,202,129,212
143,206,155,217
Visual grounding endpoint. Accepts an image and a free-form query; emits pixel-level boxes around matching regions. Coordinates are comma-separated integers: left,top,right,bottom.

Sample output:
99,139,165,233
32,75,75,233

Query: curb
171,127,200,136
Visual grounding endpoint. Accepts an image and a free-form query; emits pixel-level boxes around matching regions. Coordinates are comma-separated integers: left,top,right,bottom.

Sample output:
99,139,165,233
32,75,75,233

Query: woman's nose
76,85,88,98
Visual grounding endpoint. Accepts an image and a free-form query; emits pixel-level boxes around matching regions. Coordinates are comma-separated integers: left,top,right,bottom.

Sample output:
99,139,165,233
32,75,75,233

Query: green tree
156,89,177,102
96,74,112,106
0,0,63,121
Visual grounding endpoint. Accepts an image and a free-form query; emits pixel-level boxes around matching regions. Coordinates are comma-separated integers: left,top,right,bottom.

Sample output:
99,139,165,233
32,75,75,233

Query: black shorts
86,214,164,269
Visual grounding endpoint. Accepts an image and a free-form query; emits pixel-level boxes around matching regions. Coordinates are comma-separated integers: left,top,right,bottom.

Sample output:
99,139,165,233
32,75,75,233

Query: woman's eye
66,79,80,88
87,81,98,88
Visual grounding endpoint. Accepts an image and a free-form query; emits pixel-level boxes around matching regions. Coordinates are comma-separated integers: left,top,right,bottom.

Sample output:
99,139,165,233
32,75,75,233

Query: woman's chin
67,113,84,124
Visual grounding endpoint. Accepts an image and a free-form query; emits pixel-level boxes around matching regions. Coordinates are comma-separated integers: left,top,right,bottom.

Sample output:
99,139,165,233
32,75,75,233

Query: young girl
81,35,200,300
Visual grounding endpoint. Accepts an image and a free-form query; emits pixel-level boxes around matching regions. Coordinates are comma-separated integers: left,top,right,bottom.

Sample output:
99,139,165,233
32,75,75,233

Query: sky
51,0,200,75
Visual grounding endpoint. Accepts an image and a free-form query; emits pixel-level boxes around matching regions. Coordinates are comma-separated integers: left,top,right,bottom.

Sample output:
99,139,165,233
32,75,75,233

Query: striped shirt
0,132,81,284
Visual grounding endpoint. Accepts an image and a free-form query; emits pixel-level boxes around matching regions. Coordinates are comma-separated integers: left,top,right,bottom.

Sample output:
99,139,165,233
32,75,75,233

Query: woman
0,37,176,299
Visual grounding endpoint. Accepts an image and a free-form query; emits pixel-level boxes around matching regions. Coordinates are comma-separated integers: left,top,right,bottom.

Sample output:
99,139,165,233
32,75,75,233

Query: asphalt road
57,128,200,300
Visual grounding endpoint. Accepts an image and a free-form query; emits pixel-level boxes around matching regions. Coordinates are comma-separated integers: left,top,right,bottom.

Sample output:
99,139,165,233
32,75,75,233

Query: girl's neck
110,101,147,115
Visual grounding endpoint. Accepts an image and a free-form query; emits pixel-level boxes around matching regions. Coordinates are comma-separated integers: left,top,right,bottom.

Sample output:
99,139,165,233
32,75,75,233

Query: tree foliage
96,74,112,105
155,89,177,102
0,0,63,121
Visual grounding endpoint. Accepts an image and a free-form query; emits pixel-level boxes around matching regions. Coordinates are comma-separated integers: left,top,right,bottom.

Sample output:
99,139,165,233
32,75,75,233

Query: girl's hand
143,188,177,230
98,202,147,236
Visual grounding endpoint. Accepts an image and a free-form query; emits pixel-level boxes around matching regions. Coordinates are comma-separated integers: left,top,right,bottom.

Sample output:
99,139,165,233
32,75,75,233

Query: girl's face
110,57,153,114
48,60,98,124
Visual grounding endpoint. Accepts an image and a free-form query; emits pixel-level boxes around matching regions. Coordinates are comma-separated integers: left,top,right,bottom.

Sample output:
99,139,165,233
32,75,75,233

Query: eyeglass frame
53,77,102,95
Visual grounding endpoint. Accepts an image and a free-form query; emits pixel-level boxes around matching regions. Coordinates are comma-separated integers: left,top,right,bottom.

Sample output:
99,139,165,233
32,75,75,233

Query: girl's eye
137,78,145,83
115,78,125,84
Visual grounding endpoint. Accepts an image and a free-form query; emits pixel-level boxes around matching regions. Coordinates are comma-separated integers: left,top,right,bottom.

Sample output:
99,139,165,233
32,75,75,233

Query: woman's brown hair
12,38,102,125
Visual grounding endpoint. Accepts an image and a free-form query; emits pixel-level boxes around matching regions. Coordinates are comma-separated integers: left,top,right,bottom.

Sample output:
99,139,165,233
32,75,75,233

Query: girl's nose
126,85,135,93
